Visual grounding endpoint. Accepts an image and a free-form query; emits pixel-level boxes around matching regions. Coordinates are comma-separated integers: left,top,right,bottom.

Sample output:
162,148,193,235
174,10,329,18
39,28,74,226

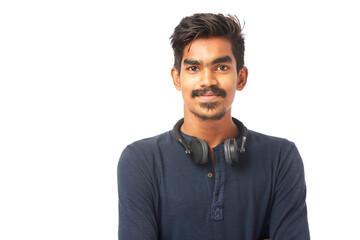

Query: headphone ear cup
190,138,209,165
224,138,239,165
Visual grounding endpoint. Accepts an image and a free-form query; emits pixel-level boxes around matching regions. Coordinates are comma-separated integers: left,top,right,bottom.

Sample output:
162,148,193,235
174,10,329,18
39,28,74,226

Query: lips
200,91,217,96
198,91,218,101
198,91,217,100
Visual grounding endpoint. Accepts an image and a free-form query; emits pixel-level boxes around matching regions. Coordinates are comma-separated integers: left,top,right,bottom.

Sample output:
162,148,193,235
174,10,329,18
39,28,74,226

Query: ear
236,66,248,91
171,67,182,91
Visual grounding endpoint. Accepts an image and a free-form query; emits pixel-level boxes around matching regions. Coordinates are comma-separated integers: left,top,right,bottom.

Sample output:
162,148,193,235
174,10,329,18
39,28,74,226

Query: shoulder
246,129,301,165
123,130,175,155
247,129,303,171
247,129,295,151
118,130,175,168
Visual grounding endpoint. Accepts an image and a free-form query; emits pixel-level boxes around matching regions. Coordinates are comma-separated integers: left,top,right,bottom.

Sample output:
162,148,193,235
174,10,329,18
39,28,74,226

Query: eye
187,66,199,71
216,65,228,71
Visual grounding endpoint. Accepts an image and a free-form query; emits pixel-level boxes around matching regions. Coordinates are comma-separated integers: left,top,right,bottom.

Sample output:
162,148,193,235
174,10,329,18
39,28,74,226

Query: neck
181,108,239,148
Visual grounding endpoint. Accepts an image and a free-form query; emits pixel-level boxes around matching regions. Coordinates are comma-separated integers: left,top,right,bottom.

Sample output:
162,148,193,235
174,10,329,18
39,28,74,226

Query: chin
191,108,227,121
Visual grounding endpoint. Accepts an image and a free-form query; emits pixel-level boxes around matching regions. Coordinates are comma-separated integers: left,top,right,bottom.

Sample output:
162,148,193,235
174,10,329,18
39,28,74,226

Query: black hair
170,13,245,73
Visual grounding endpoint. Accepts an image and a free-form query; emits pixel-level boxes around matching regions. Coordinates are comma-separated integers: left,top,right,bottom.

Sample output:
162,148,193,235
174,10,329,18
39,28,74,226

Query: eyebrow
212,56,232,64
183,59,201,65
183,56,232,66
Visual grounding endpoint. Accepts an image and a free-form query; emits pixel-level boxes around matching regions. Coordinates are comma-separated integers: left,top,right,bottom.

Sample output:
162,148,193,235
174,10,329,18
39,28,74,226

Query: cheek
224,85,237,102
180,85,192,101
179,79,194,94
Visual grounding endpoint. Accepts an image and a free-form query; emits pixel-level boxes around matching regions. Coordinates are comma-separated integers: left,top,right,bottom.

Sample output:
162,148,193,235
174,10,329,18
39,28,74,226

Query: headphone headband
173,118,248,164
173,118,191,154
231,117,248,153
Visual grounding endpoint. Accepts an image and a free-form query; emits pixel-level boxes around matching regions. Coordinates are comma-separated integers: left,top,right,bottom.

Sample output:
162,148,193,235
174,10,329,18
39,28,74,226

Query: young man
118,13,310,240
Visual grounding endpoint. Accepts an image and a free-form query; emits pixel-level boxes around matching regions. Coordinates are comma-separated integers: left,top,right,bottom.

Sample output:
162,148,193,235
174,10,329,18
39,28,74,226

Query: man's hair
170,13,245,73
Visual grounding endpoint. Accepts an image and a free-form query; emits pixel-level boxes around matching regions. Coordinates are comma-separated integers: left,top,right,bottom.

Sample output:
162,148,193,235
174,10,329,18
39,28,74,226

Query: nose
199,68,217,87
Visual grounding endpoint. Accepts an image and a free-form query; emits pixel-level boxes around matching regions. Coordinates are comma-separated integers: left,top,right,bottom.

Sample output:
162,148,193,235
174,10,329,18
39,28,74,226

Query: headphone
173,118,248,165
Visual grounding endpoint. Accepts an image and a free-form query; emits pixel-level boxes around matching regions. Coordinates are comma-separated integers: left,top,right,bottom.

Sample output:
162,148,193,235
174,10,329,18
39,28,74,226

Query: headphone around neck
173,118,248,165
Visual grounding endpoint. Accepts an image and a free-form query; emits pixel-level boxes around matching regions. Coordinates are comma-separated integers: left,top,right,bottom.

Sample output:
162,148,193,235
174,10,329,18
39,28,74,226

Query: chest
157,148,273,222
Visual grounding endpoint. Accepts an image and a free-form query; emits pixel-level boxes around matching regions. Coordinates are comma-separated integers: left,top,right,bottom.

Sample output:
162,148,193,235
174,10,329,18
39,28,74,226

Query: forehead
182,37,234,64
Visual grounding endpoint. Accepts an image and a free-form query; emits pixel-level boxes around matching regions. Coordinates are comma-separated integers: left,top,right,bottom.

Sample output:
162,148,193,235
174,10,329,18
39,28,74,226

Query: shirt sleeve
117,145,158,240
269,142,310,239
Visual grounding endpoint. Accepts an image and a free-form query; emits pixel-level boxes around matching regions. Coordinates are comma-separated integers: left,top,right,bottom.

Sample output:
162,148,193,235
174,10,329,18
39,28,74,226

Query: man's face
172,37,247,120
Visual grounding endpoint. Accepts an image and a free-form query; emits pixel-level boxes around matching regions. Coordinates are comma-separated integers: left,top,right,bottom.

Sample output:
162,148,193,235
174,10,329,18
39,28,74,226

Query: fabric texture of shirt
117,126,310,240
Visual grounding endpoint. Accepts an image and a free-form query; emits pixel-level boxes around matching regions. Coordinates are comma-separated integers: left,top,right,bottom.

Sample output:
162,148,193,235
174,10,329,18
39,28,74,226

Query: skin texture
171,37,248,149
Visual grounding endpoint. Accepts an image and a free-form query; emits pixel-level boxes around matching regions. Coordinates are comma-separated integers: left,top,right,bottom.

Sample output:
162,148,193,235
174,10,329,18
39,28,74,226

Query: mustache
191,86,227,98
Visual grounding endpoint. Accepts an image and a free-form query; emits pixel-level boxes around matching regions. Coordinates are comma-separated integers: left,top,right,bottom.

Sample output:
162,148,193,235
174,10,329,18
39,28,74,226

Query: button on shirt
117,129,310,240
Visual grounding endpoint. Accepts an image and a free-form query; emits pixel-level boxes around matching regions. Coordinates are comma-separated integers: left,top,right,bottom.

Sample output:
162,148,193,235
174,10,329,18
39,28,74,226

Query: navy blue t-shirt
117,128,310,240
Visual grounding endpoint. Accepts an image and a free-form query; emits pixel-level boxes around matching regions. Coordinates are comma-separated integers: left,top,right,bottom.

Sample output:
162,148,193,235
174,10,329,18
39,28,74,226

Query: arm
269,142,310,239
117,146,158,240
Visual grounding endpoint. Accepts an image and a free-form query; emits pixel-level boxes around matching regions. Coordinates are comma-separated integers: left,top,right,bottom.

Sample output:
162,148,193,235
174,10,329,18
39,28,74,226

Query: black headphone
173,118,248,165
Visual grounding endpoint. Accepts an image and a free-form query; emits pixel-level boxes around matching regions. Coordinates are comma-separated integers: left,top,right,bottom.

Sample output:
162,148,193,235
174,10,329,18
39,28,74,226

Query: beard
189,86,227,120
189,102,227,120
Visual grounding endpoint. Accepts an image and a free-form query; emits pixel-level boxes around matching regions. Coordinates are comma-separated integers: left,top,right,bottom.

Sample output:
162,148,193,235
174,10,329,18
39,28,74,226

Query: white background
1,0,359,239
